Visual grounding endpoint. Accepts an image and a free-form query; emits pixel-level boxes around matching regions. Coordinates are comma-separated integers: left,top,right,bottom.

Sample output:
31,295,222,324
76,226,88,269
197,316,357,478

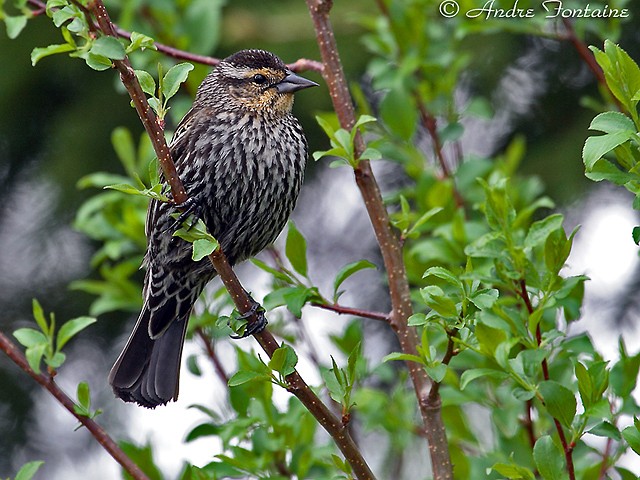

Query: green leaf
192,238,217,261
460,368,508,390
425,363,447,383
491,462,535,480
250,258,294,284
353,114,377,130
468,288,499,309
90,36,126,60
268,345,298,376
574,361,593,409
332,259,376,301
135,70,157,96
588,421,621,440
633,226,640,245
31,43,76,66
25,343,46,374
285,222,308,277
47,351,66,369
57,316,96,351
315,115,336,139
85,52,113,71
420,285,458,319
282,287,317,317
589,111,635,133
5,15,28,39
127,31,156,53
15,461,45,480
185,423,219,442
407,313,427,326
622,420,640,455
76,381,91,410
162,62,194,101
533,436,566,480
525,214,564,248
539,380,576,429
359,147,382,161
111,127,137,176
32,299,49,335
382,352,425,365
600,40,640,114
583,131,635,170
422,266,463,289
586,158,638,185
13,328,47,349
228,370,267,386
380,88,417,140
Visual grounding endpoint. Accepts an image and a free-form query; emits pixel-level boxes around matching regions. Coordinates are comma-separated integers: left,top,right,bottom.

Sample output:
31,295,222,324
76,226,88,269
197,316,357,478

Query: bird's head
198,49,318,116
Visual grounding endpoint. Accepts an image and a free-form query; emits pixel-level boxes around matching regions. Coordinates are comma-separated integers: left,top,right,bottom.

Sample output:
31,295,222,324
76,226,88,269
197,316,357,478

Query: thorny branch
85,1,374,478
0,332,150,480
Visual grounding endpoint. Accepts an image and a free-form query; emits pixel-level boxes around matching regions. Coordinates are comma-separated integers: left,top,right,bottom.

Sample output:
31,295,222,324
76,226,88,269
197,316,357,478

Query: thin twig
0,332,150,480
561,18,623,112
311,302,389,322
304,0,453,478
86,2,374,478
427,331,457,401
518,279,576,480
26,0,323,73
195,328,229,385
523,399,537,450
416,94,464,209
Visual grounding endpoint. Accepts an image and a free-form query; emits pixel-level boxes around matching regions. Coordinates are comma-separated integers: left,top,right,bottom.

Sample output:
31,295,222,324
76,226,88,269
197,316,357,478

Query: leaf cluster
13,299,95,375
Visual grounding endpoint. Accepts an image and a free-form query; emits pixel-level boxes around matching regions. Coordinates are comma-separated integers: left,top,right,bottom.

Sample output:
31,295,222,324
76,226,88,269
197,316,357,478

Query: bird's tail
108,302,190,408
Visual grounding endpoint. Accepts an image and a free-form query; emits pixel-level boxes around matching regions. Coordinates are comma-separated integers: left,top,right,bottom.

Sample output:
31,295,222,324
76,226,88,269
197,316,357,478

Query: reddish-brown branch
196,328,229,385
517,279,576,480
0,332,150,480
523,399,537,450
428,332,457,401
561,18,623,112
304,0,452,478
86,2,373,478
27,0,323,73
416,104,464,208
311,302,389,322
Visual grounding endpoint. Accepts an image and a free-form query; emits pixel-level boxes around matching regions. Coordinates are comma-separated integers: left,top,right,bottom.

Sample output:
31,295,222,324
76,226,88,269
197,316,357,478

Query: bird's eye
252,73,267,84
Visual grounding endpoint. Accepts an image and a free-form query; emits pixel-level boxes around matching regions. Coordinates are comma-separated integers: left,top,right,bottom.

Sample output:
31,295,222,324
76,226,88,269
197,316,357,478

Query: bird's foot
169,196,203,232
229,297,267,339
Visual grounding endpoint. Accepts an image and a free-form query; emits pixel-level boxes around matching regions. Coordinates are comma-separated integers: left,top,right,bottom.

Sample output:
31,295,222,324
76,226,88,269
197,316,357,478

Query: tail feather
108,305,189,408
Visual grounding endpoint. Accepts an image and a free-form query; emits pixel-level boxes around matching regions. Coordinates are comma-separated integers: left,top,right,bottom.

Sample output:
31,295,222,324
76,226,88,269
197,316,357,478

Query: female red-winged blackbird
108,50,318,408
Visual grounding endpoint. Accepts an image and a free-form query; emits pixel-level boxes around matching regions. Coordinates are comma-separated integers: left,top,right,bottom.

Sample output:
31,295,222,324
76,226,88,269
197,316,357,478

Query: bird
108,49,318,408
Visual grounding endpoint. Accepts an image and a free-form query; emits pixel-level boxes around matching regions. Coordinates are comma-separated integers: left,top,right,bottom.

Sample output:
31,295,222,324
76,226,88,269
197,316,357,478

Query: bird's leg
169,196,203,231
229,292,267,339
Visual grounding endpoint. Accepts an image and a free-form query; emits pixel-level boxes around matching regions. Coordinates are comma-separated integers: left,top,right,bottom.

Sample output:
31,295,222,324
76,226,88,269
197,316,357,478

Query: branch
311,302,389,322
427,331,457,401
27,0,323,73
561,18,623,112
517,279,576,480
86,2,373,478
0,332,150,480
304,0,453,478
195,328,229,385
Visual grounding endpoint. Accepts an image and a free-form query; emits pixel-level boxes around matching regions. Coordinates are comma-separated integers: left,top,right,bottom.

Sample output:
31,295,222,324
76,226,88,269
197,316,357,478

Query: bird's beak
276,71,319,93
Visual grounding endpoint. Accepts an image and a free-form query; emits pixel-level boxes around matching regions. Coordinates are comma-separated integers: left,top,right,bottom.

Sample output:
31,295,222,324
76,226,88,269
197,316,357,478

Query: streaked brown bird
108,49,317,408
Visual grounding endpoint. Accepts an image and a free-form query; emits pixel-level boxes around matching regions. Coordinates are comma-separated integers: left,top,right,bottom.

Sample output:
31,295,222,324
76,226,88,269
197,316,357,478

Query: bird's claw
169,196,203,232
229,300,267,339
